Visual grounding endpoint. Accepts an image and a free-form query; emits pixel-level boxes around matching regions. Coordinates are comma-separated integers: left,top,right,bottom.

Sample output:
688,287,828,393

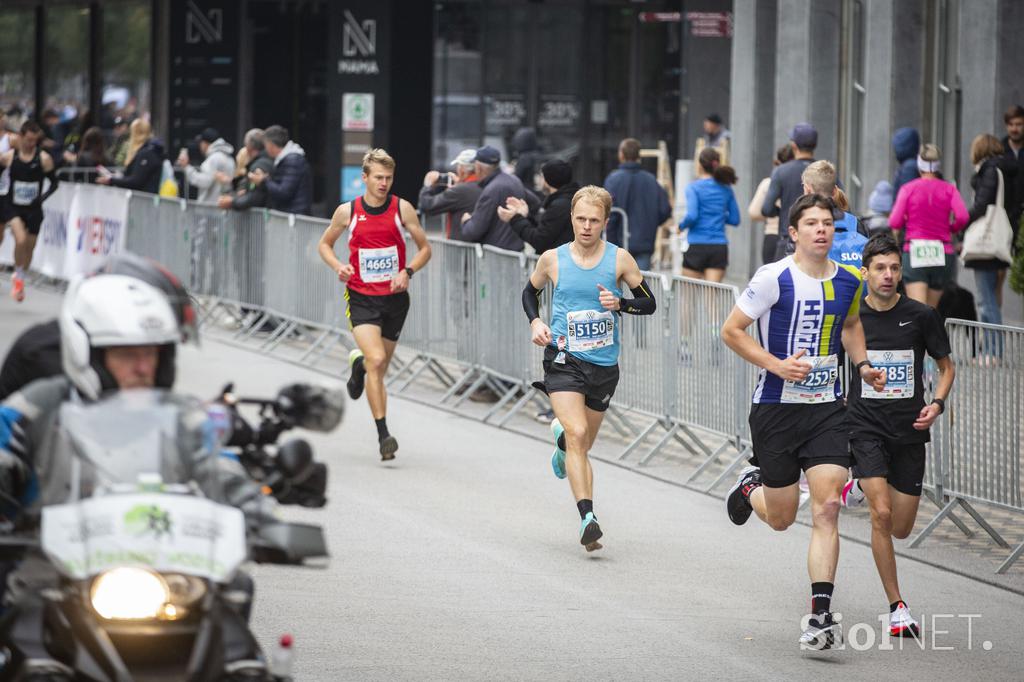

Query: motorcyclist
0,274,275,611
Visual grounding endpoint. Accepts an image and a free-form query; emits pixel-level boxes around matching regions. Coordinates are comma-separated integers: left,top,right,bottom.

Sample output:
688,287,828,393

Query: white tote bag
962,167,1014,265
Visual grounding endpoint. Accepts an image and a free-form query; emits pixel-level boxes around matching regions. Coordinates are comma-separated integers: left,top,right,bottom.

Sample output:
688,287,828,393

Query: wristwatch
404,266,415,278
855,360,873,373
931,397,946,414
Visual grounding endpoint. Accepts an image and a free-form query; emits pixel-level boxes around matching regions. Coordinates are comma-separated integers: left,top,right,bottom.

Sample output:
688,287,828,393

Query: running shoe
10,275,25,303
841,479,866,508
726,466,762,526
379,435,398,461
799,613,843,650
889,602,920,638
347,349,366,400
535,408,555,423
579,512,603,552
550,418,566,479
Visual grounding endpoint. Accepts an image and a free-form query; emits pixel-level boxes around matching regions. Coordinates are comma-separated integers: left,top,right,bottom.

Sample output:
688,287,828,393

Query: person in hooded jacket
96,119,163,194
177,127,235,204
510,127,542,198
891,127,920,197
248,124,313,216
498,159,579,253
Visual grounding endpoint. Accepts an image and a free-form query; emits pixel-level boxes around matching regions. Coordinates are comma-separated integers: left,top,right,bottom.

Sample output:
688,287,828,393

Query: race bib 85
863,349,914,399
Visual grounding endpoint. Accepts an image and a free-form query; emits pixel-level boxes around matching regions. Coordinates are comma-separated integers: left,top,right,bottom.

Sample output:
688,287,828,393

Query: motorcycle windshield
57,388,221,499
41,390,247,582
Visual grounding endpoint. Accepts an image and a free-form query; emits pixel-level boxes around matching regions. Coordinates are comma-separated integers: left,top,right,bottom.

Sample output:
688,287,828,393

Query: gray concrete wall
861,0,895,207
807,2,842,165
890,0,926,135
773,0,812,144
728,0,758,280
957,0,998,193
997,0,1024,118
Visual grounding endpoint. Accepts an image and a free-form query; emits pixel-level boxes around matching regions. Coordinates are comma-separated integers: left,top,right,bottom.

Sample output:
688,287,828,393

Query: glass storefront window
0,8,36,125
102,0,152,129
45,5,91,154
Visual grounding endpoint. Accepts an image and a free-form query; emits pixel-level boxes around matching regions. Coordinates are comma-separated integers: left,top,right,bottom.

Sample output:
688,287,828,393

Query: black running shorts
850,438,926,497
542,346,619,412
345,288,410,341
0,205,44,236
683,243,729,271
748,402,851,488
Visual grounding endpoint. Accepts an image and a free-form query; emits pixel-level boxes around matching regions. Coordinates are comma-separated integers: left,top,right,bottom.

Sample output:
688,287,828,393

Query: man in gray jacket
178,127,235,204
417,149,482,239
459,145,528,251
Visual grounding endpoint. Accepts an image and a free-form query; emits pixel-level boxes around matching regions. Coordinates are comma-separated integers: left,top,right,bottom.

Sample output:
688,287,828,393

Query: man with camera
417,149,482,240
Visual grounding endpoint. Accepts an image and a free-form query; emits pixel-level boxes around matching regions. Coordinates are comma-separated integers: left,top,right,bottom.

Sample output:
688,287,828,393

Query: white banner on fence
63,184,130,276
0,184,129,279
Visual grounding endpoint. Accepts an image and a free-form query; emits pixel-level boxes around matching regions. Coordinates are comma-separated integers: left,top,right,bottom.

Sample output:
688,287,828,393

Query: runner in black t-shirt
842,233,955,640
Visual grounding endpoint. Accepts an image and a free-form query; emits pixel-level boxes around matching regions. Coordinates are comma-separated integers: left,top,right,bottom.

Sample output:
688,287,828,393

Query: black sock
557,433,566,450
811,582,834,616
577,499,594,520
890,600,905,613
375,417,390,441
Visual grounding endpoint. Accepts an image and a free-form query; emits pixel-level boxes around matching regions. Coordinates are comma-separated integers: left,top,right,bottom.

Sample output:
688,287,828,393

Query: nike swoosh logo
899,321,912,327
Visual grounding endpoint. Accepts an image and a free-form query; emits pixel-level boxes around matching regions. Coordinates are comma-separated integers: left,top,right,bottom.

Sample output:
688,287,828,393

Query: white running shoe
841,479,866,508
889,602,921,638
799,613,843,650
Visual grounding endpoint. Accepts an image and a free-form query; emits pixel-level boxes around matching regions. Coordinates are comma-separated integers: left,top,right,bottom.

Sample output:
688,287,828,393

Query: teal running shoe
579,512,603,552
550,418,566,479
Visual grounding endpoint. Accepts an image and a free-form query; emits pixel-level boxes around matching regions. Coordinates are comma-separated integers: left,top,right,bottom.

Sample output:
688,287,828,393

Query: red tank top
346,195,407,296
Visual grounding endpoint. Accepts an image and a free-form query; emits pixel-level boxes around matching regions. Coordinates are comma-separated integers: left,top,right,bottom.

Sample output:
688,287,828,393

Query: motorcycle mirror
277,438,313,478
275,383,345,432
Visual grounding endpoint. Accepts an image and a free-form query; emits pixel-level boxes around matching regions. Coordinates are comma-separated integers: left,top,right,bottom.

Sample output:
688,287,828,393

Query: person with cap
762,122,825,261
863,180,895,236
459,145,531,251
498,158,580,253
694,112,731,164
417,149,482,240
176,127,235,204
888,143,970,308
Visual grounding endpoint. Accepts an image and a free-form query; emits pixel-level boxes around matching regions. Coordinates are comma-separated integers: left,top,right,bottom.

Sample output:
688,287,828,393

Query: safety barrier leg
954,499,1010,549
637,422,681,466
684,441,731,484
921,489,974,538
909,498,961,548
705,444,752,493
481,382,524,423
996,539,1024,574
493,387,542,429
617,420,660,461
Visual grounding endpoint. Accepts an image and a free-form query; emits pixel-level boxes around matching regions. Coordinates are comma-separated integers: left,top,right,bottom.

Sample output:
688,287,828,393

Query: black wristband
931,397,945,414
405,266,415,278
855,360,872,372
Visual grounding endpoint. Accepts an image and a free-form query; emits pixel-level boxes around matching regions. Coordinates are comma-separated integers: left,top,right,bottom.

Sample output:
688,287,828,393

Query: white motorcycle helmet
60,274,181,400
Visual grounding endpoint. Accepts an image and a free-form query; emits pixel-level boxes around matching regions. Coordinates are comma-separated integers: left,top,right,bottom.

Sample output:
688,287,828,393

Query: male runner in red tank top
318,149,431,460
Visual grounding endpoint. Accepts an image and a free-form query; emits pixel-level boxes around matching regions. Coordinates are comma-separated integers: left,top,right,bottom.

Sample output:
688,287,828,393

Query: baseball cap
790,122,818,148
195,127,220,144
473,145,501,165
450,149,476,167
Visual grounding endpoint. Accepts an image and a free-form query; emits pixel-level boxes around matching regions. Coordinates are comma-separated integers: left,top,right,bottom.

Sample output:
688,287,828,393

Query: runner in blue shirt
680,148,740,282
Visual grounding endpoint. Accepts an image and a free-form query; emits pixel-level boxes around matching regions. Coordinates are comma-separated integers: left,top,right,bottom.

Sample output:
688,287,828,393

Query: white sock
14,266,24,278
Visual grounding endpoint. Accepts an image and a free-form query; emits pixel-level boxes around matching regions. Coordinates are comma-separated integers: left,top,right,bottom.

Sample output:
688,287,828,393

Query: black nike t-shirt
847,296,951,444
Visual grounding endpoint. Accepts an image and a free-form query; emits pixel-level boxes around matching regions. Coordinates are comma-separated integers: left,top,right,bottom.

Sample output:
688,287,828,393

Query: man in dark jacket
459,145,529,251
417,149,481,239
250,125,312,216
603,138,671,269
891,127,920,197
498,159,578,253
218,128,274,211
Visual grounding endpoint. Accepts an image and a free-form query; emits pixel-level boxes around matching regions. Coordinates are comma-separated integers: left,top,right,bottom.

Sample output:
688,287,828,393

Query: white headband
917,155,940,174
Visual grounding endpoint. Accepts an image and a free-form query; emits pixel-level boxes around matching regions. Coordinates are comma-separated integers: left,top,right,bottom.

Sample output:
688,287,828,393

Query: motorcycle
0,383,343,681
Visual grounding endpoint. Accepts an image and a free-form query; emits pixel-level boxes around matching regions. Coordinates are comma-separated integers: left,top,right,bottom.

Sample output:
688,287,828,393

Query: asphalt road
2,284,1022,680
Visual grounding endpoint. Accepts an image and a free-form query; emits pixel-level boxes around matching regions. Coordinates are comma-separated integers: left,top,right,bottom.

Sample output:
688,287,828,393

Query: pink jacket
888,178,970,253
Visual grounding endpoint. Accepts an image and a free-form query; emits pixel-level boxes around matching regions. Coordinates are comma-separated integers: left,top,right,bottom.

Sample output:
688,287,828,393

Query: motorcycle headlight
90,567,170,620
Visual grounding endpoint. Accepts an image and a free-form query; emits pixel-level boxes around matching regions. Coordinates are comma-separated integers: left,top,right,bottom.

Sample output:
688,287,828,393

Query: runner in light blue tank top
549,242,621,367
521,185,657,552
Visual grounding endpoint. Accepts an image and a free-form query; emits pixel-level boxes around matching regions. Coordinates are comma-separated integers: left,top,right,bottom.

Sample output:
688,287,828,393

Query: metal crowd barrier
116,188,1024,573
910,320,1024,573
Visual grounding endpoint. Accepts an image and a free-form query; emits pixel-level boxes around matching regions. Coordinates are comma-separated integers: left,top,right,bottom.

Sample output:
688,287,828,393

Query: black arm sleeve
522,280,542,322
40,168,59,202
619,278,657,315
